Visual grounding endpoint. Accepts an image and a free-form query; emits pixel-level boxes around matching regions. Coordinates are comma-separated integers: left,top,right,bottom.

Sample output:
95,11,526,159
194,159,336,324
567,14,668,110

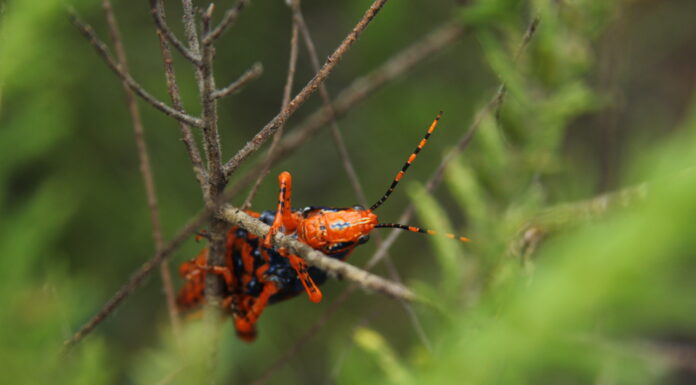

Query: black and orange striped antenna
369,111,443,211
369,111,471,243
375,223,471,243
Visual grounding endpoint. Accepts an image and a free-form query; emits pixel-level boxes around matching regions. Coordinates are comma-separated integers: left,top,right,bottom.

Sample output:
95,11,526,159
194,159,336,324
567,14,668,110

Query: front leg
262,172,322,303
263,171,298,248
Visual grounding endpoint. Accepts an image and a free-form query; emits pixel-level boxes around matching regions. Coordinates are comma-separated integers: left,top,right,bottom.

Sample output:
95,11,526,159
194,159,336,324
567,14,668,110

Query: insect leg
176,248,208,309
263,171,298,248
234,281,280,342
284,249,322,303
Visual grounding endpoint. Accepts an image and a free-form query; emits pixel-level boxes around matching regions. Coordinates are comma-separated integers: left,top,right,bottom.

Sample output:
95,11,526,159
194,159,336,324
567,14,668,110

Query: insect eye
357,235,370,244
352,205,365,211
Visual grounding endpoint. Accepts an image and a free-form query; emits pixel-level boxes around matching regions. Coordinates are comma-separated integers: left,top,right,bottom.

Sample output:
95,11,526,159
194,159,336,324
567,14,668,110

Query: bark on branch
220,206,417,301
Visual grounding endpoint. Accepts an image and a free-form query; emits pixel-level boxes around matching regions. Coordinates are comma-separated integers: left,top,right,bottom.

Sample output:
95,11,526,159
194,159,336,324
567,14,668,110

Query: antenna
375,223,471,242
369,111,443,211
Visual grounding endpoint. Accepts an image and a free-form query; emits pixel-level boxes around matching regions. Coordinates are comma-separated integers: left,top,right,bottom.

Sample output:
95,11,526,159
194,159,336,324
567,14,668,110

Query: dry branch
225,20,466,200
148,0,200,64
203,0,250,45
292,0,369,207
154,0,207,189
220,206,417,301
199,5,225,192
102,0,181,338
178,0,204,89
213,62,263,99
221,0,390,178
63,209,212,351
242,5,300,210
68,9,203,128
65,0,453,351
507,182,648,261
249,16,541,385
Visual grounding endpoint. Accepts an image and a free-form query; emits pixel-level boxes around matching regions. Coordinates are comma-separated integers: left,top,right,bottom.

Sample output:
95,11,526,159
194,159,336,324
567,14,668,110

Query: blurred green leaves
1,0,695,384
0,1,110,384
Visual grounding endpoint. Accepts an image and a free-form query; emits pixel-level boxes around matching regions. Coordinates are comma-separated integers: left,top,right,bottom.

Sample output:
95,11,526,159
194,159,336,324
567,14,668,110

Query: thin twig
366,74,507,270
507,182,648,261
180,0,201,56
179,0,205,91
249,288,354,385
224,20,465,199
493,16,540,117
242,4,300,210
249,16,540,385
101,0,182,339
220,206,417,301
154,0,208,190
221,0,391,178
212,62,263,99
364,15,542,267
62,209,213,351
147,0,201,64
292,0,369,206
203,0,250,45
62,187,418,351
292,0,431,350
64,5,459,351
68,9,203,128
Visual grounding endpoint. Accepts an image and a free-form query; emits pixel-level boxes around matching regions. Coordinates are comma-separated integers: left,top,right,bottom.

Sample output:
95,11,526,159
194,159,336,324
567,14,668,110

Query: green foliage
1,0,694,384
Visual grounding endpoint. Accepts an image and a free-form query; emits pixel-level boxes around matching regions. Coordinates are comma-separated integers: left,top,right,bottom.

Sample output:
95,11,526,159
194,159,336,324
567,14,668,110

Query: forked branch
67,9,203,128
148,0,201,64
224,20,466,200
203,0,250,45
221,0,390,178
213,62,264,99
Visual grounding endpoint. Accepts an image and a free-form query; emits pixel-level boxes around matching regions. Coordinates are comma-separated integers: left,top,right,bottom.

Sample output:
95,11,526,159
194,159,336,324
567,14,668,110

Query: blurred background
1,0,695,384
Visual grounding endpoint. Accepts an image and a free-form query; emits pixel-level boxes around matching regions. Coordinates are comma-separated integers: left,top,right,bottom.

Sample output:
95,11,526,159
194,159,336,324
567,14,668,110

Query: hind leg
234,281,279,342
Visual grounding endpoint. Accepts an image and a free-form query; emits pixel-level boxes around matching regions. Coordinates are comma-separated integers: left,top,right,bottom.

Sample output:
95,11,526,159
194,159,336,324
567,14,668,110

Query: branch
64,2,457,351
212,62,263,99
147,0,201,64
102,0,181,338
292,0,369,206
242,6,300,210
198,5,228,313
203,0,250,45
507,182,648,261
224,20,465,200
220,206,417,301
290,0,431,349
221,0,391,178
367,20,540,269
179,0,205,90
249,16,540,385
63,208,213,351
68,9,203,128
153,0,208,189
198,5,225,192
